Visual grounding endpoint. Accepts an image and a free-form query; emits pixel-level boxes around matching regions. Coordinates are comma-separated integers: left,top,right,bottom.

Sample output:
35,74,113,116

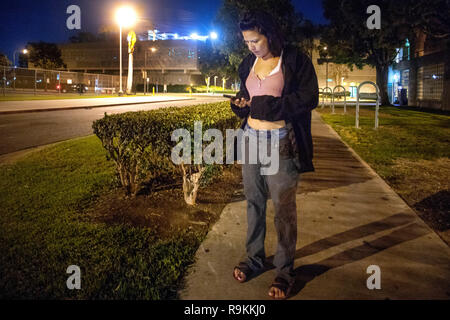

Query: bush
92,102,241,202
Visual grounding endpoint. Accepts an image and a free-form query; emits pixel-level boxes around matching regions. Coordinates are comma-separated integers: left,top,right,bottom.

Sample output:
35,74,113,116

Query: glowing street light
115,5,137,95
190,33,199,40
210,31,218,40
13,48,28,67
115,6,137,28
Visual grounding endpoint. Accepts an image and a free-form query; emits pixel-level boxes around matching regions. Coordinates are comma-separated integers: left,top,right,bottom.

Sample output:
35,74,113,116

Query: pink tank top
245,54,284,99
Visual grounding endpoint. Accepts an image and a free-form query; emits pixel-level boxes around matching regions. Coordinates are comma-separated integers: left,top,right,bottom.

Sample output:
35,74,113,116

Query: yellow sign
127,30,137,54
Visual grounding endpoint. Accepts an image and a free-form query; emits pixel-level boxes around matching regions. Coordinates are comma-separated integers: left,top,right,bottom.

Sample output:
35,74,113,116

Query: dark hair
239,11,285,57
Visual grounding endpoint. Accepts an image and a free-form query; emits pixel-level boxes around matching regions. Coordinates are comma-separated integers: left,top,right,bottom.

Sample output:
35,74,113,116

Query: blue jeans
241,124,299,283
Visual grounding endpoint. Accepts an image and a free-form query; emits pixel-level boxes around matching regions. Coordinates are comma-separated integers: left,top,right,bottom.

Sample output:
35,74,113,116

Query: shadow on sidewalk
262,212,430,298
299,135,374,194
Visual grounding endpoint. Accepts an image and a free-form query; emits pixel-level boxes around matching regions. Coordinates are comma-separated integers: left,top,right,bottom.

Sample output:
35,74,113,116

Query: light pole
317,46,331,89
13,49,28,90
13,48,28,68
323,46,329,88
144,47,157,95
214,75,218,93
115,6,137,96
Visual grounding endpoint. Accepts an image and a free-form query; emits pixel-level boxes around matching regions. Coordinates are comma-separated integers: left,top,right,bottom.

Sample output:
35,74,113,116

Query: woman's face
242,29,272,59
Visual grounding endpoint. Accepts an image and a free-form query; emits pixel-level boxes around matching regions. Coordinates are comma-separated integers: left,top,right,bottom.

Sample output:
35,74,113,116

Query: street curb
0,98,195,115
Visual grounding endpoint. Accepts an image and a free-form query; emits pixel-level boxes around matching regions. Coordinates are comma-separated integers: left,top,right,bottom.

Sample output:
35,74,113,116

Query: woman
230,10,319,299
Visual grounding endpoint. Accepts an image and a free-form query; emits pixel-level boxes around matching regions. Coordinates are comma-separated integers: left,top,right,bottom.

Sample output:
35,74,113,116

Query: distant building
388,31,449,111
55,35,379,93
58,38,203,87
310,39,377,97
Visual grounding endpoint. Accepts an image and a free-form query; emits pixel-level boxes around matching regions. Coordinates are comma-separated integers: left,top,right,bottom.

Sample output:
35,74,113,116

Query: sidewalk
0,95,195,114
179,110,450,300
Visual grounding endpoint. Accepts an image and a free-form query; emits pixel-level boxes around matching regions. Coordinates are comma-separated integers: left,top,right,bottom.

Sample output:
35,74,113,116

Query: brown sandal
268,277,294,300
233,262,254,283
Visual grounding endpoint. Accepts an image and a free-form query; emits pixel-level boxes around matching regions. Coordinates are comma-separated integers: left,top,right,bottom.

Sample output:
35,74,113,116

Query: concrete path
179,110,450,300
0,95,194,114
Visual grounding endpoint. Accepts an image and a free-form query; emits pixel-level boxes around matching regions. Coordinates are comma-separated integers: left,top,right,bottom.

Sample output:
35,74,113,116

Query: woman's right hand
231,97,251,108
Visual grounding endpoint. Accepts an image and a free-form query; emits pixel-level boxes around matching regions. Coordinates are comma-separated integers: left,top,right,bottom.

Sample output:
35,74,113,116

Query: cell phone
223,94,236,99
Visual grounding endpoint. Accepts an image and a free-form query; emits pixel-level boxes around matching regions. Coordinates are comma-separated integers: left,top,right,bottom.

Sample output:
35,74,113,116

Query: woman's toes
269,287,285,299
269,287,278,297
234,269,245,282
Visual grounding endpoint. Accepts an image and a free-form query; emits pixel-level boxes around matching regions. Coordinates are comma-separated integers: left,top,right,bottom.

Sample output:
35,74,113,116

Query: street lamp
317,45,331,89
323,47,329,88
210,32,218,40
12,48,28,91
13,48,28,68
144,47,157,95
115,6,137,95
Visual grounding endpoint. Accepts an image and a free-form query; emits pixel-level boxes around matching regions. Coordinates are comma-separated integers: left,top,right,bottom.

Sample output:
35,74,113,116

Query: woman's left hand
232,97,251,108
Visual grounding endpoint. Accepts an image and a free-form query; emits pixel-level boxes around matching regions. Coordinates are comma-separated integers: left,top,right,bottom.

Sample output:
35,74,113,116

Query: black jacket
231,45,319,173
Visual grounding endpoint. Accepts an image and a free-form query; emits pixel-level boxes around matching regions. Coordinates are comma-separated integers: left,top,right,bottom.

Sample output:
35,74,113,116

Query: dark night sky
0,0,327,63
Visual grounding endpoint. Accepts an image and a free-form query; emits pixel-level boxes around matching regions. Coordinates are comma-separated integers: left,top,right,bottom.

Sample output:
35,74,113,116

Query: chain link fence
1,66,126,96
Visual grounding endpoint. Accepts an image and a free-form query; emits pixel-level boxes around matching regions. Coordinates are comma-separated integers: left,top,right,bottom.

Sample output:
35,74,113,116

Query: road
0,96,227,156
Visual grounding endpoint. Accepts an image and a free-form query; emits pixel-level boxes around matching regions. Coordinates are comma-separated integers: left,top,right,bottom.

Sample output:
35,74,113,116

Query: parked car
57,83,88,93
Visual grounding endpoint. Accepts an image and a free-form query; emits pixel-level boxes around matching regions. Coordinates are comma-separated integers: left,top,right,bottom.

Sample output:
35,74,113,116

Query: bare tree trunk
181,163,205,206
376,64,391,105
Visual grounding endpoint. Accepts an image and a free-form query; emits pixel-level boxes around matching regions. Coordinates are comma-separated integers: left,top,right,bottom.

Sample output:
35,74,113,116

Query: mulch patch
81,164,243,239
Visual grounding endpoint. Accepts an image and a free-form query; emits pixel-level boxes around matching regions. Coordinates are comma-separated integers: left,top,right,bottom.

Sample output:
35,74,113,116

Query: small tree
330,63,350,86
0,53,11,66
27,41,66,69
198,40,230,90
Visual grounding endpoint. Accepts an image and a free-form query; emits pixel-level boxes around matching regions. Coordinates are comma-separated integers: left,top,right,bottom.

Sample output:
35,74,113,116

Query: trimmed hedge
92,102,241,198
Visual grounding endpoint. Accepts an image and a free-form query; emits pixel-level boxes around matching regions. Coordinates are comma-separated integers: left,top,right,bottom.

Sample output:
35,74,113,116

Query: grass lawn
0,135,207,299
316,104,450,244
